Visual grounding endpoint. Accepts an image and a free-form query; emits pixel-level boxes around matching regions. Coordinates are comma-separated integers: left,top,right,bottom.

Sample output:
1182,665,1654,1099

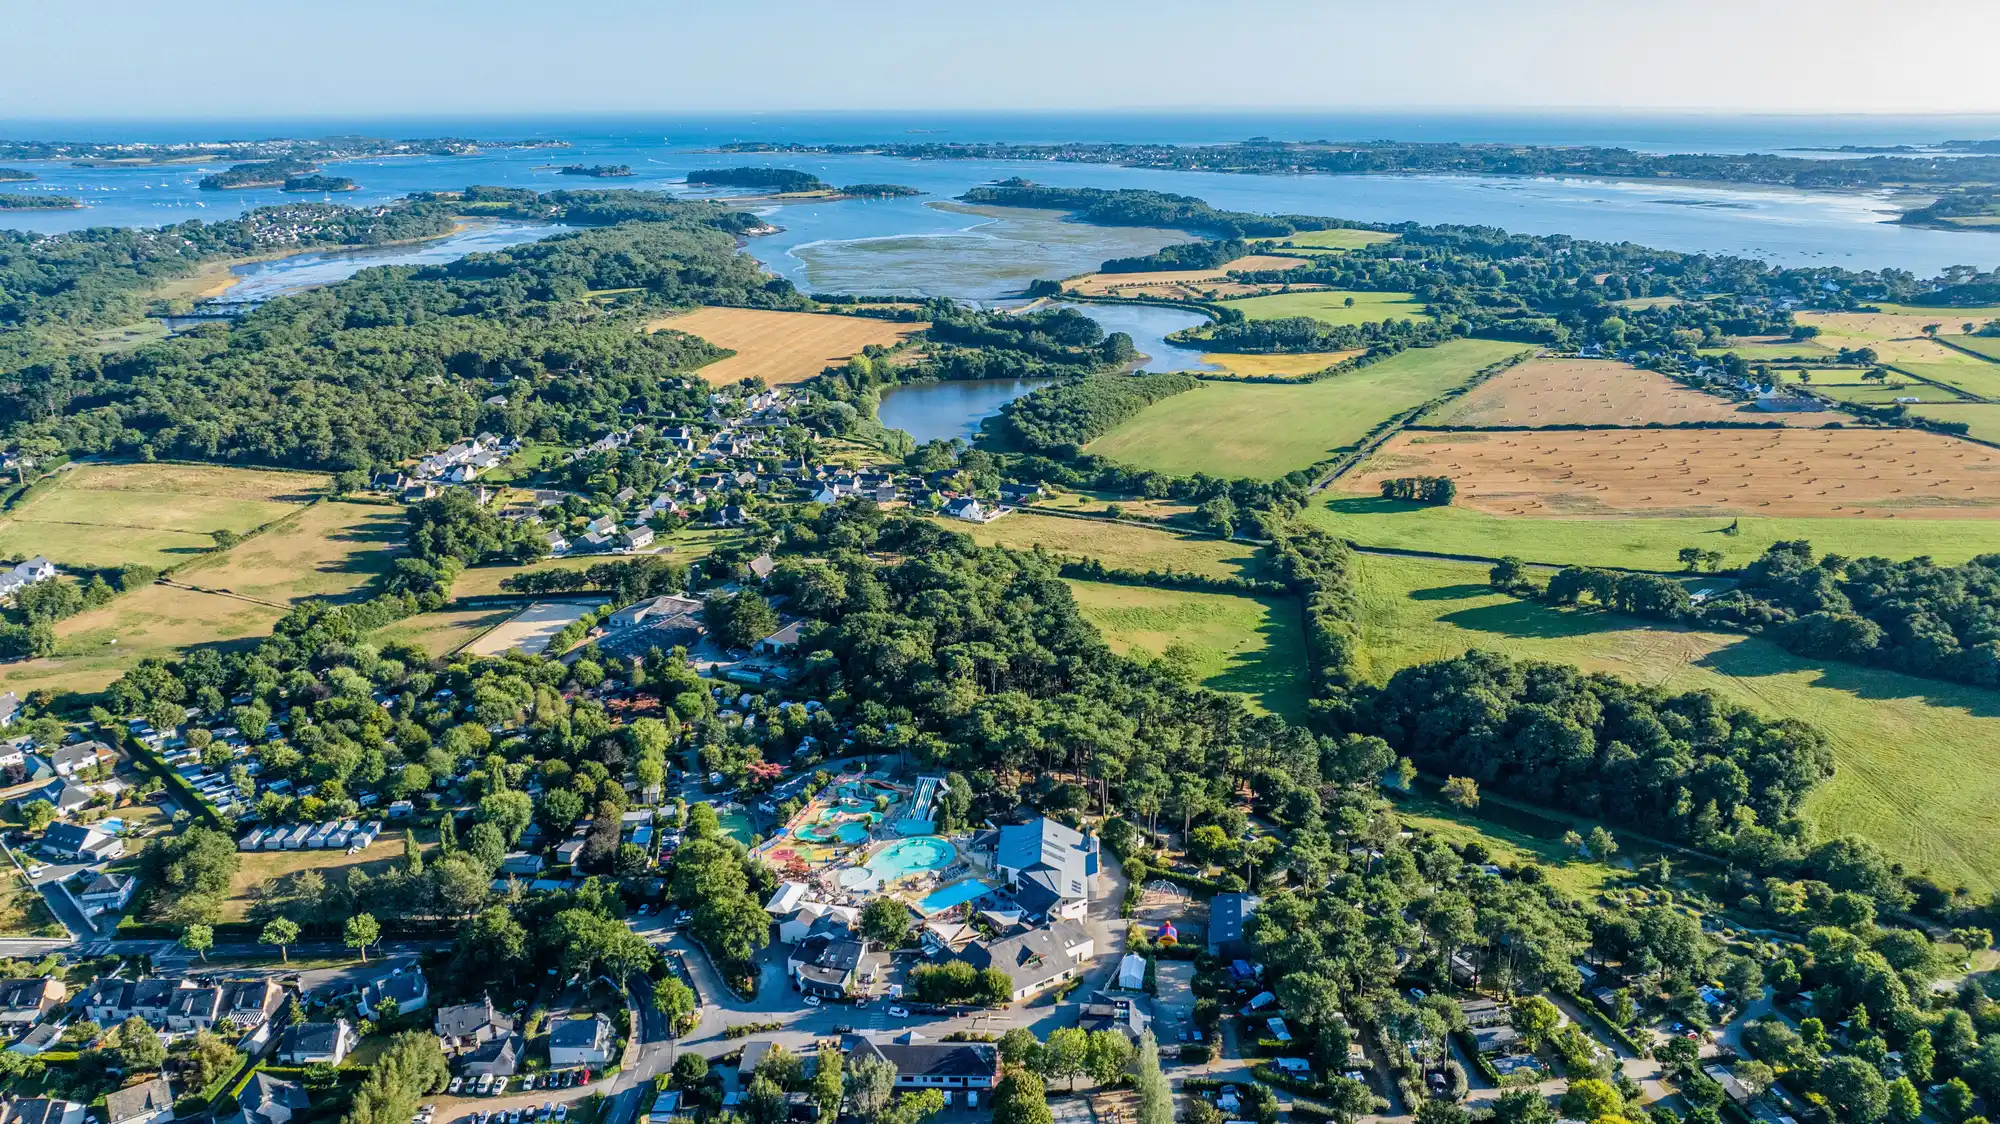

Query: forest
0,194,80,210
960,182,1345,238
684,167,828,192
282,174,358,192
986,371,1199,455
559,165,634,177
0,169,34,182
1,204,798,468
1100,238,1250,273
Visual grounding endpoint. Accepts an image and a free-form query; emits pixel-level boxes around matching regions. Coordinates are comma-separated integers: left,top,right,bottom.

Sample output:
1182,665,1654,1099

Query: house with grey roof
3,1100,86,1124
228,1073,309,1124
989,817,1099,921
104,1077,174,1124
361,969,429,1018
48,741,114,778
842,1034,998,1109
0,693,19,728
788,934,886,998
547,1014,614,1067
955,920,1095,1003
40,821,122,862
277,1020,354,1065
0,978,64,1026
435,996,514,1052
28,782,94,821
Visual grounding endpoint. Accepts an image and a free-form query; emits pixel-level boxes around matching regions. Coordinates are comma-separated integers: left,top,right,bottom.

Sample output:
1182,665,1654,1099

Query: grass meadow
1306,495,2000,569
0,463,324,571
953,513,1264,582
1066,579,1308,720
1351,552,2000,895
1222,289,1431,326
1084,338,1529,479
1265,229,1400,252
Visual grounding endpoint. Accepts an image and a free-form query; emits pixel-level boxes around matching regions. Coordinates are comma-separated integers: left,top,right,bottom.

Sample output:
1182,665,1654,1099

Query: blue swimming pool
918,878,995,914
867,837,955,881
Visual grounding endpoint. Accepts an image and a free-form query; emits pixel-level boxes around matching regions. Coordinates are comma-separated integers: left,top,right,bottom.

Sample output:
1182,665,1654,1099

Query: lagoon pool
866,837,955,881
918,878,995,915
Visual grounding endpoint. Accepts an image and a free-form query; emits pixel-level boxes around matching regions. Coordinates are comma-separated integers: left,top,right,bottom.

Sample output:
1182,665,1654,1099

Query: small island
0,168,34,182
0,192,82,210
558,164,634,178
282,174,359,193
684,167,918,199
199,157,319,190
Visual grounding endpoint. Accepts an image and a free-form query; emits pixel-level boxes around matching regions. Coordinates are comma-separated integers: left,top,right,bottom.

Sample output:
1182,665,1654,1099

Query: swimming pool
866,837,955,881
918,878,995,915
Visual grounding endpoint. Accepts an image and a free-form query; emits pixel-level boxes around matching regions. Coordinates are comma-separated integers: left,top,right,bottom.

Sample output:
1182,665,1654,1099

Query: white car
803,994,822,1007
449,1079,463,1095
887,1006,910,1018
555,1109,568,1123
476,1075,494,1096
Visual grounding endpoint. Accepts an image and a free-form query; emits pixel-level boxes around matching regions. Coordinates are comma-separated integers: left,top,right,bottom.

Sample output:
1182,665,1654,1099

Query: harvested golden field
170,501,403,605
0,463,326,571
1347,428,2000,519
1797,309,1995,343
63,462,327,502
1428,357,1851,427
1201,350,1366,378
656,308,925,387
1065,255,1310,299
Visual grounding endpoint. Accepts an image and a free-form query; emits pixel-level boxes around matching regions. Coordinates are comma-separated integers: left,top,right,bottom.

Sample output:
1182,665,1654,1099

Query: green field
1351,552,2000,895
1085,338,1528,479
1067,579,1308,719
0,464,317,571
1699,338,1836,360
1889,361,2000,400
1772,368,1967,405
1948,335,2000,362
955,513,1264,582
1307,494,2000,569
1222,289,1430,326
1266,229,1399,252
373,606,517,657
1906,404,2000,445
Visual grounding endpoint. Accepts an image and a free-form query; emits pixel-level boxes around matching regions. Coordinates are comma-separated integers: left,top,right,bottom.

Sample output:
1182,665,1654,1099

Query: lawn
170,500,404,605
1349,552,2000,895
1772,367,1967,406
1306,495,2000,569
221,832,419,923
0,584,285,699
1948,334,2000,362
0,463,324,571
1066,579,1308,720
1221,289,1431,326
951,513,1265,582
373,606,518,657
1385,784,1626,899
1084,338,1529,479
1906,404,2000,445
1265,229,1399,252
452,530,746,597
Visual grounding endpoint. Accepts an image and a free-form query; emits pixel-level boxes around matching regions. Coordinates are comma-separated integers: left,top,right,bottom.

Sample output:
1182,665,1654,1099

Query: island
0,134,569,164
684,167,919,199
0,192,81,210
281,174,359,193
721,136,2000,193
0,168,33,182
558,164,634,178
200,157,320,190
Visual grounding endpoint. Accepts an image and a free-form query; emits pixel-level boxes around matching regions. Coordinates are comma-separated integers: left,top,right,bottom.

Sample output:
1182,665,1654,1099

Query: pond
877,377,1054,444
1063,302,1221,373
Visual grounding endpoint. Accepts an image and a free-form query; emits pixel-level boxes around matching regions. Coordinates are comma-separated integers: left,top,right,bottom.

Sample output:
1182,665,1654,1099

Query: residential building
987,816,1099,921
841,1035,998,1108
941,497,993,523
47,740,114,776
228,1074,309,1124
220,980,287,1029
954,920,1095,1003
0,693,18,728
8,1024,61,1056
754,621,804,655
1206,893,1261,960
165,984,223,1032
3,1100,87,1124
607,595,703,631
547,1014,614,1067
456,1032,523,1078
77,872,137,916
0,978,64,1026
788,933,886,998
104,1078,174,1124
776,900,860,946
41,822,123,862
621,527,655,551
277,1020,355,1065
81,977,180,1027
435,996,515,1052
0,558,58,601
29,781,94,820
361,970,429,1018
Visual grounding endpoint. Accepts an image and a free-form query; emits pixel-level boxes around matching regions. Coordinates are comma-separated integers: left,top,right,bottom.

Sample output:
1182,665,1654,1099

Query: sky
5,0,2000,119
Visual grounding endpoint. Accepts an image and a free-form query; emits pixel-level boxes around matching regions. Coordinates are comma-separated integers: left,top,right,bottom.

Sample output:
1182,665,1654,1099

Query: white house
104,1077,173,1124
277,1020,355,1065
0,558,57,601
547,1014,614,1068
361,969,429,1018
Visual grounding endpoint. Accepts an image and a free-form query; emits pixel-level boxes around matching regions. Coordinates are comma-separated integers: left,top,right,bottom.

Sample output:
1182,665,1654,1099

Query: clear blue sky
6,0,1998,118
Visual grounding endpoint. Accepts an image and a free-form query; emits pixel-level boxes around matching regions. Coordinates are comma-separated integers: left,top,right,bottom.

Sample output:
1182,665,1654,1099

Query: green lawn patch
1265,229,1399,252
1905,403,2000,444
955,513,1264,582
1351,551,2000,896
1066,579,1308,720
1306,495,2000,569
1084,338,1528,480
1948,335,2000,362
1222,289,1431,326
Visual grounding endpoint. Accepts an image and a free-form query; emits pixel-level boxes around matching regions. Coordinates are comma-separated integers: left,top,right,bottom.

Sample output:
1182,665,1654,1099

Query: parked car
449,1079,464,1095
475,1075,494,1096
804,995,822,1007
887,1006,910,1018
